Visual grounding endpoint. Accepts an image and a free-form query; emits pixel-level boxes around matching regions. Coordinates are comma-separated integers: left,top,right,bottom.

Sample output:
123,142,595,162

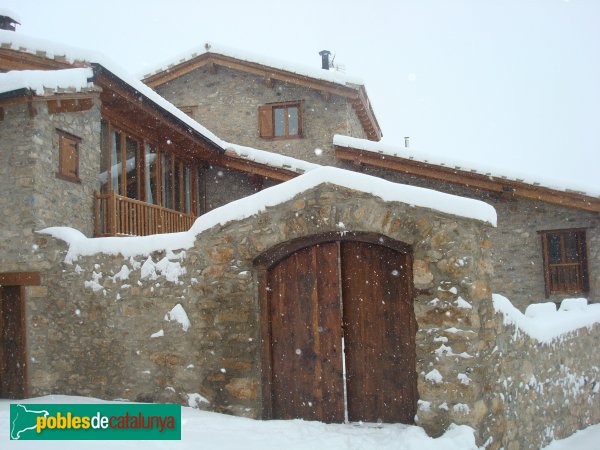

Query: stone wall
486,311,600,450
29,182,494,439
356,164,600,311
154,66,368,166
0,97,101,274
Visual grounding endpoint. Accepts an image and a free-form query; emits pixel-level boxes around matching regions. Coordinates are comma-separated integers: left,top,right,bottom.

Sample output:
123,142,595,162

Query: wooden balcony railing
94,191,196,237
547,262,584,294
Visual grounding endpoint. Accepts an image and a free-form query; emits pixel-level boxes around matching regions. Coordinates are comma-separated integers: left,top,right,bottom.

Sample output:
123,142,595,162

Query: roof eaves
92,63,225,154
334,141,600,212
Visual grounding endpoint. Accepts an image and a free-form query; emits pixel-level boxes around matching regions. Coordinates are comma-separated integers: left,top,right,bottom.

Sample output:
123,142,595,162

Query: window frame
540,228,589,296
56,129,82,183
258,100,303,140
100,119,206,217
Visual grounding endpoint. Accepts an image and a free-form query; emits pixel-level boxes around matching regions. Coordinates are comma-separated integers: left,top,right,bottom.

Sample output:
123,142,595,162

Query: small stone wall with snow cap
29,167,495,438
484,294,600,450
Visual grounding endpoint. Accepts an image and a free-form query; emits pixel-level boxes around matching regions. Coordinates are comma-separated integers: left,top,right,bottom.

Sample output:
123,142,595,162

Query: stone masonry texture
0,96,101,274
152,63,599,311
31,183,496,439
154,66,368,166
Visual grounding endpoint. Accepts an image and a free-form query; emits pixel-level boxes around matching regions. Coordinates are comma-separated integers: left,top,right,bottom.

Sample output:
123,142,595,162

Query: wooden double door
262,238,417,424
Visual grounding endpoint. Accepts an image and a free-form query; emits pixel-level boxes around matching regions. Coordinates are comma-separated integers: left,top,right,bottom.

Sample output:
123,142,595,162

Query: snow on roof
0,31,328,176
40,166,496,262
333,134,600,198
141,42,364,87
0,68,94,96
0,30,225,148
0,9,21,23
0,29,99,64
222,141,319,174
492,294,600,344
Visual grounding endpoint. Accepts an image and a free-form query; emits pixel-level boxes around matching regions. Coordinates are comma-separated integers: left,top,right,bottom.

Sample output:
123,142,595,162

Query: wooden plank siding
267,242,345,422
0,286,28,399
260,235,416,424
341,241,417,423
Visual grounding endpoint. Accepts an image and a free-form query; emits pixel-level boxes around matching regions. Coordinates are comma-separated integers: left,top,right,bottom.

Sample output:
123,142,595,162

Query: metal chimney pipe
404,137,410,148
319,50,331,70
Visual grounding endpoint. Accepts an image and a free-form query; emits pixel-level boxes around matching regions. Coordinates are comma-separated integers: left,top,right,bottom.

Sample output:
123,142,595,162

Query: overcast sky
4,0,599,193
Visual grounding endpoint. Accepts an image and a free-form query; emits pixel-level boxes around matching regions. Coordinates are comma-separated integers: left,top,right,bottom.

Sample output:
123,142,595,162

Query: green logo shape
10,403,181,440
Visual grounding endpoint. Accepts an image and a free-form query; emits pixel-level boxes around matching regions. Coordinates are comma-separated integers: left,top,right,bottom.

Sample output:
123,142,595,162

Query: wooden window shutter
258,105,274,138
57,131,81,182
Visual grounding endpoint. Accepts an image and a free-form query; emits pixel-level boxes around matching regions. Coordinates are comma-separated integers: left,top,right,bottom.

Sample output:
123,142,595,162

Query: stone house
1,25,599,450
142,45,599,311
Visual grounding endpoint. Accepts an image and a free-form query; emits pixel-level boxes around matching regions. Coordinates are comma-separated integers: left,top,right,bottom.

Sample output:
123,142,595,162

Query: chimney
404,137,410,148
319,50,331,70
0,11,20,31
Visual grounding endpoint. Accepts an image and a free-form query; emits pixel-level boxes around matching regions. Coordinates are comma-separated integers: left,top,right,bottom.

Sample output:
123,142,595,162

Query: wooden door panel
0,286,26,398
341,241,416,423
268,242,344,422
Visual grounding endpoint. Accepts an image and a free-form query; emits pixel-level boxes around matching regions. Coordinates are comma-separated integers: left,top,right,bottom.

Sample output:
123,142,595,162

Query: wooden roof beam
217,151,299,182
335,146,600,213
95,68,223,160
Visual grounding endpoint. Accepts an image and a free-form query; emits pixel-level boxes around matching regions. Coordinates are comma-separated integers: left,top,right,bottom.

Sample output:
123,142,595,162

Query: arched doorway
255,233,417,424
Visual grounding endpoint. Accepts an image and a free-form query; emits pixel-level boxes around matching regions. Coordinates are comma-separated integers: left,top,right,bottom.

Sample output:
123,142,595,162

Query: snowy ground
1,395,598,449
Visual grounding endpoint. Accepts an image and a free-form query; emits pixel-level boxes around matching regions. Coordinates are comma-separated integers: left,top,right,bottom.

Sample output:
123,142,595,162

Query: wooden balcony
94,191,196,237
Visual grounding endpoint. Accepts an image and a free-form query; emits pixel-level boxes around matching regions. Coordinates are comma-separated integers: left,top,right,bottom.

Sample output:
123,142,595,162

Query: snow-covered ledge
40,166,497,263
489,294,600,449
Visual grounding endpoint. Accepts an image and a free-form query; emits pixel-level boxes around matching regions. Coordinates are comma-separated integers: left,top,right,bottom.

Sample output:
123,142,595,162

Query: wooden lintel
0,92,97,109
47,97,94,114
335,146,600,213
0,272,41,286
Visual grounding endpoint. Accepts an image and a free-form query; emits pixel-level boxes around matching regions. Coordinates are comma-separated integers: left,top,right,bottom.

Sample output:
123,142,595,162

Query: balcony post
109,190,117,236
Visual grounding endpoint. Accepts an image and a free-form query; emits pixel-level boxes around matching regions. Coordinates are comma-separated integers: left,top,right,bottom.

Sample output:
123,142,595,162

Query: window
57,130,81,182
100,119,206,217
541,229,589,295
258,101,303,139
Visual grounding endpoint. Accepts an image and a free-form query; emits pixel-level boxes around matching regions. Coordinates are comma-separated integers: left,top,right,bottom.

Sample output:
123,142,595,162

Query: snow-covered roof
0,30,321,176
141,42,364,87
0,68,94,96
222,142,319,175
0,30,226,149
41,166,496,263
333,134,600,198
0,29,96,65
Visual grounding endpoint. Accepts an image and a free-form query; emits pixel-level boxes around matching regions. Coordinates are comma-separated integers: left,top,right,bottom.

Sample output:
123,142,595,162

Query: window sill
56,173,81,183
261,135,303,141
